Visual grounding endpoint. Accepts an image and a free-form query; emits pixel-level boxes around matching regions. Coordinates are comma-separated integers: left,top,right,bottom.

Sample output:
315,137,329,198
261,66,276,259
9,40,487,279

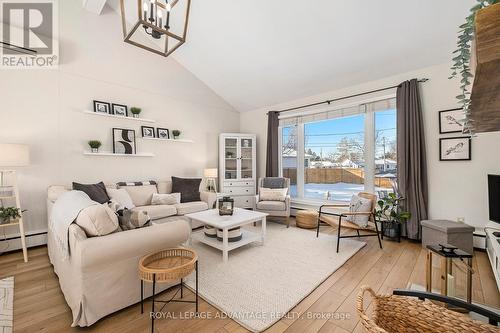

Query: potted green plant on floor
0,207,24,225
130,107,142,118
88,140,102,153
172,130,181,139
375,192,411,242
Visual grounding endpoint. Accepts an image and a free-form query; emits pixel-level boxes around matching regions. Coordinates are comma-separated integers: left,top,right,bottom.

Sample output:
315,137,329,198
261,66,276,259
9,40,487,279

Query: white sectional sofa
46,180,216,327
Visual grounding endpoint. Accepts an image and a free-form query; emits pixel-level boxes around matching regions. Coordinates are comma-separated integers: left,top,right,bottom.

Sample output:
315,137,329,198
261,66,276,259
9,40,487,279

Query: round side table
139,248,199,333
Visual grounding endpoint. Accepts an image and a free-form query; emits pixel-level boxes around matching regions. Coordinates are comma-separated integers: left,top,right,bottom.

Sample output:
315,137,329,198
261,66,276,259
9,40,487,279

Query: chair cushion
171,177,201,203
72,181,110,204
257,200,286,211
345,195,372,227
259,187,287,201
175,201,208,215
262,177,286,189
133,205,177,220
119,184,158,207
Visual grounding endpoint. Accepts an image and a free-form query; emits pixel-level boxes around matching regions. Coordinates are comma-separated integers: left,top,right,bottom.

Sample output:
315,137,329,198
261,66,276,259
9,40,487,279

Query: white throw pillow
75,203,119,237
345,195,372,228
106,188,135,209
259,187,287,201
151,192,181,205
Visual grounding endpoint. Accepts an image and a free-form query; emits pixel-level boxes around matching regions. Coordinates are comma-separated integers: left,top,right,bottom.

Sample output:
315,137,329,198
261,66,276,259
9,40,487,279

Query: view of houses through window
281,102,397,202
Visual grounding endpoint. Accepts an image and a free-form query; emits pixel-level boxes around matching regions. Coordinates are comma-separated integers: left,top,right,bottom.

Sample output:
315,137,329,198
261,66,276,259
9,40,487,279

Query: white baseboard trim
0,229,47,254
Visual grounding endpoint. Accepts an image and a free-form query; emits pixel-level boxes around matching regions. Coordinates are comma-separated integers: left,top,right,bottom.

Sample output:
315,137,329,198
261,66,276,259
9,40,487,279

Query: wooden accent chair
316,192,382,253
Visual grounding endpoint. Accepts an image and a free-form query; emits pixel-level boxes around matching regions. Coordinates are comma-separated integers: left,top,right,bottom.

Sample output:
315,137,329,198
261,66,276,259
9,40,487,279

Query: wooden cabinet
219,134,256,208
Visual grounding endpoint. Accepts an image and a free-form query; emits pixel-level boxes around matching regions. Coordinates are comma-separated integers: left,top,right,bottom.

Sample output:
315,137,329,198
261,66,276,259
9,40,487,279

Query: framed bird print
439,108,465,134
439,137,471,161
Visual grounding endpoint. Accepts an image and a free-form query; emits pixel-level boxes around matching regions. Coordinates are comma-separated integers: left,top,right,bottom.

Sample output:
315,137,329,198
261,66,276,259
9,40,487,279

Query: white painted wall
240,62,500,228
0,1,239,245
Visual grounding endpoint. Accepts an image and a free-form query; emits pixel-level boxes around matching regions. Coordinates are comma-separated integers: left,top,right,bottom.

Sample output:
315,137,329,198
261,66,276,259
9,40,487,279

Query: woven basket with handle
357,285,500,333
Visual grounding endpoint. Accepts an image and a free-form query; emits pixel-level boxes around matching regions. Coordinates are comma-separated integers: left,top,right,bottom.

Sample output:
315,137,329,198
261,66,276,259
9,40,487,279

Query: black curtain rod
269,78,429,115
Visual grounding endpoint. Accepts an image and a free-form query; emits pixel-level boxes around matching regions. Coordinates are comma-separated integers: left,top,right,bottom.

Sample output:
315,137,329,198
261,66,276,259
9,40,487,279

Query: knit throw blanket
49,190,98,260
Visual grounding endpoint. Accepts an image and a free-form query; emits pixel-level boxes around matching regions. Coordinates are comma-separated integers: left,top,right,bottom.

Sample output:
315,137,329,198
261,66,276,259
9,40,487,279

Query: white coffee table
185,208,267,262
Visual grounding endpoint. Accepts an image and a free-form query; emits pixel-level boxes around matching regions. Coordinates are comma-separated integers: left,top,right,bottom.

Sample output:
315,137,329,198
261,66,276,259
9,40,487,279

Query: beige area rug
0,277,13,333
185,223,365,332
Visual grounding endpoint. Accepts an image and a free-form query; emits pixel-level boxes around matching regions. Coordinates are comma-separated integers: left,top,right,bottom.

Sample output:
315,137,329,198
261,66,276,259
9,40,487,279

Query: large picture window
280,97,396,202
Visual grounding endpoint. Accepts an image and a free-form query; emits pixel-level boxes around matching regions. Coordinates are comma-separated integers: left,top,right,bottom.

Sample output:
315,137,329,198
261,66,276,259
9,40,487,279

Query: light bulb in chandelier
141,0,173,39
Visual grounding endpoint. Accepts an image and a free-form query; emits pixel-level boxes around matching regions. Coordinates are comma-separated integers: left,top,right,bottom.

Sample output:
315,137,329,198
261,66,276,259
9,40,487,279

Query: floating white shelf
83,110,155,123
83,151,155,157
141,137,194,143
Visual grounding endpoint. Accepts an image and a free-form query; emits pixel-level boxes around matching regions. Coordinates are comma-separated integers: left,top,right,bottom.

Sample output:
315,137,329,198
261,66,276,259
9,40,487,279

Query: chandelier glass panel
119,0,191,57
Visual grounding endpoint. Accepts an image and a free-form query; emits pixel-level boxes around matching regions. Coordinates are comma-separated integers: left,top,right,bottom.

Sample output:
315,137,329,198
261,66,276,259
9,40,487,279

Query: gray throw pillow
72,181,110,204
171,177,201,203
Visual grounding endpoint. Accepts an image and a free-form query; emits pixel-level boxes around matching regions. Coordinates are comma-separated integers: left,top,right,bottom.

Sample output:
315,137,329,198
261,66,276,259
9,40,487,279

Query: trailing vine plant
449,0,499,134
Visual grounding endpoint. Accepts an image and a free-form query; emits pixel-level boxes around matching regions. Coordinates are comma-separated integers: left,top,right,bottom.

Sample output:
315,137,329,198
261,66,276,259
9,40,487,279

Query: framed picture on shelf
439,137,471,161
141,126,155,138
93,100,111,114
112,103,128,117
439,108,465,134
157,128,170,140
112,128,136,154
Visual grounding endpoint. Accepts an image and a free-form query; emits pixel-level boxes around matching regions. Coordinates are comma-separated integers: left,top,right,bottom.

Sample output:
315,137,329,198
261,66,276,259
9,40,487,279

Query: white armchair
253,177,291,228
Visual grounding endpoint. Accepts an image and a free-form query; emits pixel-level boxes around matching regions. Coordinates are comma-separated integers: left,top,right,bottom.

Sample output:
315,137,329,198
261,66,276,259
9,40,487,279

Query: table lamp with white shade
0,143,30,262
203,168,218,193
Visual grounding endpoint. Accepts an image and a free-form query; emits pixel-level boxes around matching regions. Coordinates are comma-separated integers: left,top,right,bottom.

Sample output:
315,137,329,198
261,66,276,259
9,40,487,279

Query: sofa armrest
200,191,217,209
74,220,191,271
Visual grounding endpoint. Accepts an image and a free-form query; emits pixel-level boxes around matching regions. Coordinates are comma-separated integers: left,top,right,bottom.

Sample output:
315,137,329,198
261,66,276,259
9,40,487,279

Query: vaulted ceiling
104,0,474,111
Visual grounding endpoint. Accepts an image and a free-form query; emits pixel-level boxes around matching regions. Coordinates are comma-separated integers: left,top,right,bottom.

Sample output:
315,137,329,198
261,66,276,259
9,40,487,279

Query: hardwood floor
1,221,499,333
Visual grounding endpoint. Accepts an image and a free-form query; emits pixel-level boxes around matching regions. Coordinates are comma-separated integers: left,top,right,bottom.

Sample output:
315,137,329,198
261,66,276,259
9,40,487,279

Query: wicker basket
139,248,198,283
296,210,318,229
357,286,500,333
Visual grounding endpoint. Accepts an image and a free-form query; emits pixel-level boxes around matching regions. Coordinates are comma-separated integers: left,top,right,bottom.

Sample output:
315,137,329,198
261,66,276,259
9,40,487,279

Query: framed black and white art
93,100,111,114
439,137,471,161
112,128,136,154
141,126,155,138
439,108,465,134
157,128,170,140
112,103,128,117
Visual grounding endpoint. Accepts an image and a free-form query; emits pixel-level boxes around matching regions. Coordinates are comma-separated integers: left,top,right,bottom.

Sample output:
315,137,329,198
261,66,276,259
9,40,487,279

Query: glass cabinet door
239,137,254,180
224,137,238,180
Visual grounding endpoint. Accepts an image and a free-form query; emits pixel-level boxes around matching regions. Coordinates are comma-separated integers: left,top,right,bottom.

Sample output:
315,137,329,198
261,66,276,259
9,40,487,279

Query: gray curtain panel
396,79,428,240
266,111,280,177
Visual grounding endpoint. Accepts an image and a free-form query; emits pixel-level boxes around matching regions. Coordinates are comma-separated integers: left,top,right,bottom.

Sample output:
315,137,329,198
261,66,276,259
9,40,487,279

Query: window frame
278,94,396,204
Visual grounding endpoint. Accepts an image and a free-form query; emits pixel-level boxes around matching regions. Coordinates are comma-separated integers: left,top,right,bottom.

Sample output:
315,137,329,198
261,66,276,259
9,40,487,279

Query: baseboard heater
0,231,47,254
2,231,47,242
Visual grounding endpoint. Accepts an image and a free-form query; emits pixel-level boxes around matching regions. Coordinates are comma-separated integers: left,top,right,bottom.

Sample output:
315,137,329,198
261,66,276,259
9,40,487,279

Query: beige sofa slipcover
46,180,213,327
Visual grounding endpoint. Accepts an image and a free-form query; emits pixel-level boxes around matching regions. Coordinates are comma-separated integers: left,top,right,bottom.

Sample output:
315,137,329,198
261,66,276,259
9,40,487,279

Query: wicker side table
139,248,199,333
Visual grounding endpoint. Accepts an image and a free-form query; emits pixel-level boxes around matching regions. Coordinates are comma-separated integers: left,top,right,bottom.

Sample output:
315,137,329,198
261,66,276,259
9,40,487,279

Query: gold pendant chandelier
119,0,191,57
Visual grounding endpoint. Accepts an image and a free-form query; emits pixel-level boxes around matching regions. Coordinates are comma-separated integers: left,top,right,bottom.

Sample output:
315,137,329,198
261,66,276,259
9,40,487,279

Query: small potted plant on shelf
0,207,24,225
375,192,411,242
130,107,142,118
172,130,181,139
88,140,102,153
